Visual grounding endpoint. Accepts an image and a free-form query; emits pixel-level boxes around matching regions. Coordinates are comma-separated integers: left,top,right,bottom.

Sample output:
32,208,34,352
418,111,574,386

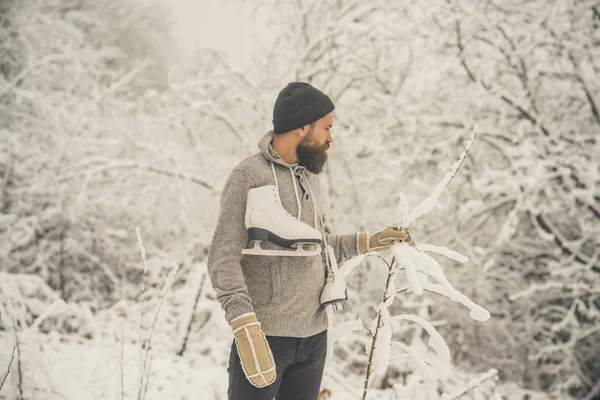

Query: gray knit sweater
207,130,359,337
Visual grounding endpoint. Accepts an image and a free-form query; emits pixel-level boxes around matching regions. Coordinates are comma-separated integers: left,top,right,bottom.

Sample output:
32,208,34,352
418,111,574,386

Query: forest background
0,0,598,399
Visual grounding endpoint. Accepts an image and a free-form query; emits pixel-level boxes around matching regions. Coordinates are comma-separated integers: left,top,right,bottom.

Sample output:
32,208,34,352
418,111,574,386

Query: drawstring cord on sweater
290,168,302,221
303,170,333,279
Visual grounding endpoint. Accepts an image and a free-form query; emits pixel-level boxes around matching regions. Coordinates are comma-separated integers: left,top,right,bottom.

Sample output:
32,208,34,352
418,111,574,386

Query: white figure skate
320,246,348,314
242,185,322,257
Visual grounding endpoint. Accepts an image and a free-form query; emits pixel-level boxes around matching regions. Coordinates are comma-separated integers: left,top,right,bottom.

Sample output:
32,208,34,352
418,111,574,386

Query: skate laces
272,187,296,220
271,161,303,221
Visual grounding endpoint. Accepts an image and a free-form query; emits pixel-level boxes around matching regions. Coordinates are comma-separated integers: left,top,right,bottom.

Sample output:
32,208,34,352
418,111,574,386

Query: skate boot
242,185,322,257
320,246,348,314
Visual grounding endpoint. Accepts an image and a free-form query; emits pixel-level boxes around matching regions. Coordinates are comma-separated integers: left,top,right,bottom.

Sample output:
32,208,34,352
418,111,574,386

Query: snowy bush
1,0,597,399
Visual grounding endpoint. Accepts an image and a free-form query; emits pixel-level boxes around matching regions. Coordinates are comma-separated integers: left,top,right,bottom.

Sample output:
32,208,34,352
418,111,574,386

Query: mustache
297,141,328,174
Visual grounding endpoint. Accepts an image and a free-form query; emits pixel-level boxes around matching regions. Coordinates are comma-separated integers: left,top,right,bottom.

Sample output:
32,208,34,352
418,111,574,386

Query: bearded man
207,82,407,400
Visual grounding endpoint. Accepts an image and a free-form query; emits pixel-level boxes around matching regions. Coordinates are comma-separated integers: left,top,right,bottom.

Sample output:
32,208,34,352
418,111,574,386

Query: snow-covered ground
0,330,549,400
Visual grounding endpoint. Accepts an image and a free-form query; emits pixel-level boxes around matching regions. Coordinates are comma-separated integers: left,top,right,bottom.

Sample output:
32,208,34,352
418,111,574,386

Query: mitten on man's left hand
231,313,277,388
358,226,410,254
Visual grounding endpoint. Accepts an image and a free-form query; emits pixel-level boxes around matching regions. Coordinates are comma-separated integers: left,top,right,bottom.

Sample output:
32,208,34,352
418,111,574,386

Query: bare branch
0,143,13,212
177,269,208,356
583,380,600,400
55,161,218,192
535,214,600,273
456,22,476,82
0,346,15,393
568,51,600,127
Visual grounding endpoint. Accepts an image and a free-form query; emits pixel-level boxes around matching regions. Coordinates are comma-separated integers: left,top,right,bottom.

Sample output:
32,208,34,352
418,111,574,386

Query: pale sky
166,0,277,69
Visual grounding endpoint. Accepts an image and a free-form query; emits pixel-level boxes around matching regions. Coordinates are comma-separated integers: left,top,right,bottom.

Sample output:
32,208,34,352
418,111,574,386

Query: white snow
339,253,367,278
326,318,364,366
388,242,491,322
396,192,410,228
424,283,491,322
415,244,469,264
406,126,478,225
391,314,451,367
391,244,424,295
369,305,393,376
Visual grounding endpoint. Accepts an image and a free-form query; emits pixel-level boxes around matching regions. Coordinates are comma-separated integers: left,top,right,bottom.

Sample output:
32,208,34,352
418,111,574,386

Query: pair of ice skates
242,185,348,314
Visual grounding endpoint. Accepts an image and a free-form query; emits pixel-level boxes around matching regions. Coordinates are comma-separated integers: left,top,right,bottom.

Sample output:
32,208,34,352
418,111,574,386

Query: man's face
296,113,334,174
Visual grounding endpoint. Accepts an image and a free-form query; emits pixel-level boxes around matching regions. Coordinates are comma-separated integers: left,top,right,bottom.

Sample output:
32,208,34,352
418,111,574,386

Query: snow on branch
325,319,364,367
400,126,478,228
330,125,491,399
393,244,490,321
390,314,451,375
440,369,500,400
415,244,469,264
423,283,490,322
508,281,599,301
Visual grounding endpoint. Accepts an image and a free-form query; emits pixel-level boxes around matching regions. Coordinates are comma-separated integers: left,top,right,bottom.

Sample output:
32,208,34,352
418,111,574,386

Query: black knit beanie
272,82,335,134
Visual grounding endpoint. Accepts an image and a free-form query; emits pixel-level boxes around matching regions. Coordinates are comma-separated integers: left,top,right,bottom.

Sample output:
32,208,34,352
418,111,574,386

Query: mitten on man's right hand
231,312,277,388
358,226,410,254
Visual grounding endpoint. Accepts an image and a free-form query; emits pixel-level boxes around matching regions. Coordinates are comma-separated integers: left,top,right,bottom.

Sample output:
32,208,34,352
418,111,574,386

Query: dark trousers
227,329,328,400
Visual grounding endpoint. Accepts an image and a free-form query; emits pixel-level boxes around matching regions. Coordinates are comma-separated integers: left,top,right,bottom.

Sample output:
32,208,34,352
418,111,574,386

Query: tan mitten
231,313,277,388
358,226,411,254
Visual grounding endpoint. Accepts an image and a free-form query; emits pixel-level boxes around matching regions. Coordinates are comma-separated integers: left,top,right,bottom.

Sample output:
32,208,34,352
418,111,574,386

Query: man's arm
208,169,277,388
207,169,256,324
325,232,360,265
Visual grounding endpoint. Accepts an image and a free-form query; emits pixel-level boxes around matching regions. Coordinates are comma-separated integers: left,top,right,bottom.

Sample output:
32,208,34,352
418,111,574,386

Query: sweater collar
258,130,307,175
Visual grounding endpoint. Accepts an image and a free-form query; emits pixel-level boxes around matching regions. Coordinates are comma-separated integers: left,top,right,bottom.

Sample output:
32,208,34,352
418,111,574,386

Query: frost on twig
392,244,490,321
325,319,363,367
440,369,500,400
135,227,180,400
390,314,451,367
0,346,15,393
137,261,179,400
389,125,488,320
400,125,478,228
415,244,469,264
333,126,493,399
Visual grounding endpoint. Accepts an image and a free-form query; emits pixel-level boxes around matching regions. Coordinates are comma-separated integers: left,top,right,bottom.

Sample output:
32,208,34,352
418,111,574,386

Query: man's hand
231,313,277,388
358,226,411,254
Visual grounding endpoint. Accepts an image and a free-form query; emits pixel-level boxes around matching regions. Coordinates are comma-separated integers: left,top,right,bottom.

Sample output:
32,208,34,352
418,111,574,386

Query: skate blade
332,301,348,315
242,245,322,257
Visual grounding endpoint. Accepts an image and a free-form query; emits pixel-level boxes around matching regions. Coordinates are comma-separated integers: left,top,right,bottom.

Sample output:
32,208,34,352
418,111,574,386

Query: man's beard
297,134,329,174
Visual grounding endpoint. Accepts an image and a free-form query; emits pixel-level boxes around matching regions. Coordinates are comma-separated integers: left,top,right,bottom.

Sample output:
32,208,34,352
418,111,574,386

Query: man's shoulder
233,152,268,171
228,152,270,182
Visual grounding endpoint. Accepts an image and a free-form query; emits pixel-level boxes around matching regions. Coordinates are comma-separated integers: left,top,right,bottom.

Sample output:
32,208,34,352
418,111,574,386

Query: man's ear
296,125,309,137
